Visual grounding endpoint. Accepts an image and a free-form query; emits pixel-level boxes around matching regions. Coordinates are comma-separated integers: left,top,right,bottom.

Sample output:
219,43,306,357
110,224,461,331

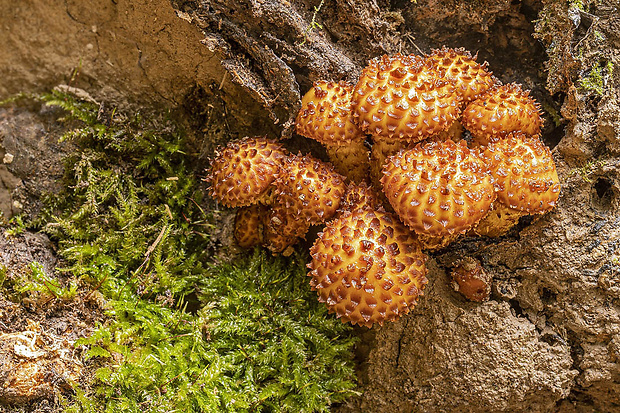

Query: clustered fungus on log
205,47,561,327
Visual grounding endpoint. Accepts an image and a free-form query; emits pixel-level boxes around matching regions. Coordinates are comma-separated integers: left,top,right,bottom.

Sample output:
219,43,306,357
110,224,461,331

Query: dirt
0,0,619,411
0,231,107,411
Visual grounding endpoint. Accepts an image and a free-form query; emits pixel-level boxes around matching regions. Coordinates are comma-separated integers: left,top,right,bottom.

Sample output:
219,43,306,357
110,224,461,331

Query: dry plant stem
325,139,370,183
474,201,526,237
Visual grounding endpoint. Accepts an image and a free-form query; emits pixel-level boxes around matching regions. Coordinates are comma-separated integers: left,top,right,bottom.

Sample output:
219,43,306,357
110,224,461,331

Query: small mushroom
450,257,491,302
234,204,266,248
262,206,310,256
351,54,462,143
381,139,496,249
475,133,561,236
461,83,542,147
206,137,288,207
276,153,347,225
296,81,370,182
425,47,497,107
308,209,428,328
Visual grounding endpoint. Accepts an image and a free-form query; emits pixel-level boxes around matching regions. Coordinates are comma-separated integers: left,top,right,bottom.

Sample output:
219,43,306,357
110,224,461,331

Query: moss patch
1,91,357,411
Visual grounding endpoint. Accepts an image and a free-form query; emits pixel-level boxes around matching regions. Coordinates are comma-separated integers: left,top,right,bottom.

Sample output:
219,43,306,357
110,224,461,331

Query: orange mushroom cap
276,154,347,225
206,137,288,207
296,80,364,146
381,139,496,236
308,209,428,328
234,204,266,248
338,181,382,213
482,134,560,213
462,83,542,146
262,206,310,255
351,54,461,144
425,47,496,106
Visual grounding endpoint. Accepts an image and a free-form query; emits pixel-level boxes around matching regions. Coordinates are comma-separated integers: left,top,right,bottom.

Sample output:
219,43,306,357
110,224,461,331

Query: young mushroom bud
450,257,491,302
206,137,288,207
262,206,310,256
381,140,495,249
234,204,266,248
276,154,347,225
475,133,561,237
308,209,428,328
296,80,370,182
461,83,542,147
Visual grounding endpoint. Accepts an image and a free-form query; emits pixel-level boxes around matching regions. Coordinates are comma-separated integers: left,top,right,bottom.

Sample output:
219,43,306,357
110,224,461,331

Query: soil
0,0,619,411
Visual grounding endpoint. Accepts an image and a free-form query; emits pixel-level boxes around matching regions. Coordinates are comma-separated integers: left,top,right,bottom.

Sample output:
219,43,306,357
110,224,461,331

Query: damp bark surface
0,0,619,411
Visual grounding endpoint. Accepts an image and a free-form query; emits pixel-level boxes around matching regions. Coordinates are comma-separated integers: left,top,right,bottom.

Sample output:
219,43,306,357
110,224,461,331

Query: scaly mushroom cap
461,83,542,146
262,206,310,255
381,140,496,236
206,137,288,207
277,154,347,225
296,80,364,146
338,181,382,213
234,204,266,248
308,209,428,328
425,47,496,105
482,134,560,213
351,54,461,144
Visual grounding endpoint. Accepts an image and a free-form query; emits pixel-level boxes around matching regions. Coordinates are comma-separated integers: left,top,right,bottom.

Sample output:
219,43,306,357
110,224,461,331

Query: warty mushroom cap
381,139,496,236
482,133,560,213
461,83,542,146
338,181,383,214
206,137,288,207
296,80,364,147
308,209,428,328
425,47,497,106
276,153,347,225
234,204,266,248
351,54,462,144
262,205,311,255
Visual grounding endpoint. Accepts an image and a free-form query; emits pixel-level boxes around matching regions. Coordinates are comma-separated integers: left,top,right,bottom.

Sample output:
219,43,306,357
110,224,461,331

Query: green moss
21,90,357,411
578,61,607,96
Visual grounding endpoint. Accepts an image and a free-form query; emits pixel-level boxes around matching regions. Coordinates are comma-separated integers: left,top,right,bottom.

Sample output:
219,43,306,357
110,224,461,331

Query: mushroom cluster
206,47,561,327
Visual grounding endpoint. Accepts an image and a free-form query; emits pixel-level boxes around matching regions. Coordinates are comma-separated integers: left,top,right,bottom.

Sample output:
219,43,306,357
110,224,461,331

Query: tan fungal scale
425,47,496,106
276,154,347,225
296,80,364,147
482,134,560,214
462,83,543,146
206,137,288,207
308,209,428,328
351,54,462,144
381,140,496,237
234,204,266,248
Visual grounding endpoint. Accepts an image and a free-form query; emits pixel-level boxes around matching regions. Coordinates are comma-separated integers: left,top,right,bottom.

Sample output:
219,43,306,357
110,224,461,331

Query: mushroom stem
473,202,525,237
370,139,404,195
325,139,370,183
